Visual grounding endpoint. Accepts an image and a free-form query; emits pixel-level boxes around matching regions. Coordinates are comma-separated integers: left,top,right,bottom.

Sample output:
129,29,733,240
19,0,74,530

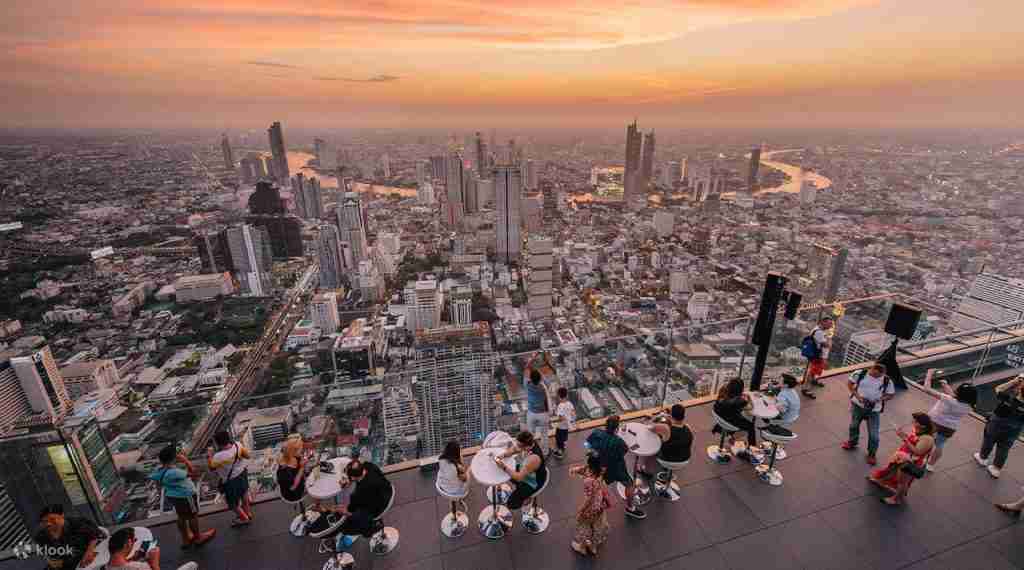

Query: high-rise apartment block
337,192,369,265
267,121,290,184
952,273,1024,331
404,279,443,332
527,237,554,320
317,224,346,290
445,153,467,227
309,292,340,333
624,120,643,203
429,155,446,185
6,346,72,427
661,161,682,187
799,178,817,206
641,131,656,192
292,174,323,219
416,159,430,185
843,329,890,366
494,164,523,262
524,159,539,190
417,182,436,206
450,286,473,326
225,224,272,296
221,133,234,169
409,323,496,455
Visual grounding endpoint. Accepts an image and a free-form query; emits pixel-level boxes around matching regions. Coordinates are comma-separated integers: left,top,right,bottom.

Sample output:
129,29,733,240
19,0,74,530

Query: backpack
800,329,822,360
854,369,890,413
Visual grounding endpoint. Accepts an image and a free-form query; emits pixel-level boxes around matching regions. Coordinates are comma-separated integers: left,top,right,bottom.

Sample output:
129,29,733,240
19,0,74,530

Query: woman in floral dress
571,453,612,556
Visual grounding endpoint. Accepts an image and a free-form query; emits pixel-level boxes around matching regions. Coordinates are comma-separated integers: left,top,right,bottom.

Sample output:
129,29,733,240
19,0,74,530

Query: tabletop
618,422,662,457
470,448,515,487
307,457,352,501
748,392,780,419
78,526,152,570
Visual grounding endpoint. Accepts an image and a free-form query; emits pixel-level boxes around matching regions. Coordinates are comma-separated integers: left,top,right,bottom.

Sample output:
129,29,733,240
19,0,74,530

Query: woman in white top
208,430,254,525
927,381,977,471
436,440,470,498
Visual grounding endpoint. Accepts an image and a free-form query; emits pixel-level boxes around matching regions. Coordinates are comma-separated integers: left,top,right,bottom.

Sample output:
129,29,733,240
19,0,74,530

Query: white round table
616,422,662,506
471,447,515,540
748,392,780,420
307,457,353,504
78,526,152,570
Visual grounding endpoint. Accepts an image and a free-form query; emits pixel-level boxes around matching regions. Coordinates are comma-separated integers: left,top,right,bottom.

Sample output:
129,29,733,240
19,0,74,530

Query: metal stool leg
370,518,400,555
707,429,733,463
756,442,784,486
521,496,550,534
655,469,681,501
441,498,468,538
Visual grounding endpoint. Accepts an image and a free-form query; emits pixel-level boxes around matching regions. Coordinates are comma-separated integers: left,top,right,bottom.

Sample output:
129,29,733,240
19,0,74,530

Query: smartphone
630,443,640,451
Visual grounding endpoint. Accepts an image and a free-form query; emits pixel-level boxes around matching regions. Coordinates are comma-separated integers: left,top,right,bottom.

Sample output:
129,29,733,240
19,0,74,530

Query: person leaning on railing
974,373,1024,479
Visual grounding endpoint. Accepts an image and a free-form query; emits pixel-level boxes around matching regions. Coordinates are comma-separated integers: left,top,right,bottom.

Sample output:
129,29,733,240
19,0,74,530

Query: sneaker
308,512,346,539
625,507,647,520
318,538,335,555
552,449,565,459
988,465,1002,479
866,454,877,466
841,441,858,451
179,564,199,570
974,452,991,467
801,390,817,400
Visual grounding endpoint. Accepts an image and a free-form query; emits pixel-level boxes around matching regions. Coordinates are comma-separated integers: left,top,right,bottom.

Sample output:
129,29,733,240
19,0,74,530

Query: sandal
995,503,1023,516
881,496,902,506
571,543,589,556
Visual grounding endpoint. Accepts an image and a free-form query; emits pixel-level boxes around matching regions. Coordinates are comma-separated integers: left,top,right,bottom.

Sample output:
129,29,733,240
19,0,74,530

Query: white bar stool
521,476,551,534
708,411,741,464
654,458,688,502
436,481,469,539
369,490,400,555
757,425,798,486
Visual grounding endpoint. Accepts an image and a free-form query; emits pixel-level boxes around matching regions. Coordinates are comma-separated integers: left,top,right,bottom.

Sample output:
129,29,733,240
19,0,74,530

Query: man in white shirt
841,363,895,465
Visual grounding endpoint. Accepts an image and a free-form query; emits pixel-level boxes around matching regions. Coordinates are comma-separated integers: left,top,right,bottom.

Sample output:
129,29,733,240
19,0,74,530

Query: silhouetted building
624,120,643,203
641,131,656,193
495,164,523,262
248,181,286,215
747,146,761,194
221,134,234,169
193,231,232,274
267,121,290,184
245,215,303,259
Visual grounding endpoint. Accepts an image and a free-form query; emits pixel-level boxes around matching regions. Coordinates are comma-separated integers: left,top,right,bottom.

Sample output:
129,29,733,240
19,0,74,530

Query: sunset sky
3,0,1023,129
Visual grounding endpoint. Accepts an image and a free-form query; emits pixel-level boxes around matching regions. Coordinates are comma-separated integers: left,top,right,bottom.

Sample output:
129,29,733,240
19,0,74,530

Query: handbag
218,444,241,491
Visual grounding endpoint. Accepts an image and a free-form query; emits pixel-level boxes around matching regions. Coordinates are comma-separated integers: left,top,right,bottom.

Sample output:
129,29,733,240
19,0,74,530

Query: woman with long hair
437,439,470,498
570,453,612,557
713,378,759,459
276,434,308,503
868,412,935,506
927,381,977,471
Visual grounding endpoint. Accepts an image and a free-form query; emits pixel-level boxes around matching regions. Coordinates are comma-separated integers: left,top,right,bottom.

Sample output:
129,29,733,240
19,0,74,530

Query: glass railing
4,293,1024,559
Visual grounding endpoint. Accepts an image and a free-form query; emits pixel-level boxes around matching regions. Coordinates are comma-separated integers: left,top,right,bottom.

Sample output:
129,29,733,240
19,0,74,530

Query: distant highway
189,263,318,452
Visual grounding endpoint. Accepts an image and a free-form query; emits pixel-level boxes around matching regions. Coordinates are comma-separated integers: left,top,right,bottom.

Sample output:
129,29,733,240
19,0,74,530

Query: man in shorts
585,415,646,519
801,316,834,400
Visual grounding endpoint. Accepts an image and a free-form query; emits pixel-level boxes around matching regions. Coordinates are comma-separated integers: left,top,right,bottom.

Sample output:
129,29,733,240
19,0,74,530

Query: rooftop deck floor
8,379,1024,570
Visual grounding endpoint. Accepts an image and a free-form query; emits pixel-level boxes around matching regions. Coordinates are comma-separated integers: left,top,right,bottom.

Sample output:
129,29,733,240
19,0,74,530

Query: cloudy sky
3,0,1023,129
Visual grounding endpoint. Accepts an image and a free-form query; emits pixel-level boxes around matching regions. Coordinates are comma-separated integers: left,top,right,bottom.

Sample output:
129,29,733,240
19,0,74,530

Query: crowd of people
29,341,1024,569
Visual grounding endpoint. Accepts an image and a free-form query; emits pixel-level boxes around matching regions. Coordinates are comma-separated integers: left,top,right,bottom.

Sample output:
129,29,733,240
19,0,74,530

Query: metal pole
737,316,755,381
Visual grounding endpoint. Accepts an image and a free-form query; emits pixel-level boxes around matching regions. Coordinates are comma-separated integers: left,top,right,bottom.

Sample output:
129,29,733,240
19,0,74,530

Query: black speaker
885,303,922,341
752,273,786,346
783,291,803,320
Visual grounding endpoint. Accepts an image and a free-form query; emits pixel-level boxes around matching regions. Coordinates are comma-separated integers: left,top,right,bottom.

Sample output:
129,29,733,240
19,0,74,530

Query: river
286,151,416,197
757,149,832,194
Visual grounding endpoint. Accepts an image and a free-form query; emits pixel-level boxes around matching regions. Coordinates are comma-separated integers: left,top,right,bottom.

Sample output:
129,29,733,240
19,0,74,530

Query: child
554,387,576,459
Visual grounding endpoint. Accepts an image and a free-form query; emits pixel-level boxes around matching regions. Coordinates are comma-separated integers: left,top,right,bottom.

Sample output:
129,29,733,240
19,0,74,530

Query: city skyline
4,0,1024,129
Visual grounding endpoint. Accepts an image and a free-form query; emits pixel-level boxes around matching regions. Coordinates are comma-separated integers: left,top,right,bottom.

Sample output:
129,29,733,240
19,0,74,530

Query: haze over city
4,0,1024,128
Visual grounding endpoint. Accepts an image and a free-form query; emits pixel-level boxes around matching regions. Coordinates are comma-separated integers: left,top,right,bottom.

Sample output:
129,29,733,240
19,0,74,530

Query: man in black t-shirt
34,504,104,569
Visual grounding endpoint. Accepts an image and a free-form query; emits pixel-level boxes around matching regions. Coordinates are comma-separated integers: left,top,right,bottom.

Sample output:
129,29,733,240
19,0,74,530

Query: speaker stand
876,338,907,390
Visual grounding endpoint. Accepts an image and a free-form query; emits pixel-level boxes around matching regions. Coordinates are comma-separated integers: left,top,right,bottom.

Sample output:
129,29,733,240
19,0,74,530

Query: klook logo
11,541,75,560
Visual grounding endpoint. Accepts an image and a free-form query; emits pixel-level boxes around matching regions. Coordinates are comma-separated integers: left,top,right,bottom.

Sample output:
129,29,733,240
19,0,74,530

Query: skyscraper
292,175,323,220
337,192,369,265
225,224,272,296
641,130,656,193
317,224,346,289
249,180,286,215
239,157,256,184
220,133,234,169
267,121,290,184
429,155,446,185
524,159,539,190
409,323,496,455
464,169,479,214
624,120,643,203
381,154,392,178
473,131,489,173
416,159,430,185
527,237,554,320
10,346,72,422
494,164,523,262
445,153,467,227
661,161,682,188
747,146,762,194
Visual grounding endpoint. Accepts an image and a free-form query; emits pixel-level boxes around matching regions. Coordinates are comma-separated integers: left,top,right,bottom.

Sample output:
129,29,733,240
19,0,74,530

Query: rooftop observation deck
6,368,1024,570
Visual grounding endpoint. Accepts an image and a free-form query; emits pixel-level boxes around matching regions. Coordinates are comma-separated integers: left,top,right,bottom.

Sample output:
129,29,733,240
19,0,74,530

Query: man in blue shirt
149,445,216,550
775,374,802,425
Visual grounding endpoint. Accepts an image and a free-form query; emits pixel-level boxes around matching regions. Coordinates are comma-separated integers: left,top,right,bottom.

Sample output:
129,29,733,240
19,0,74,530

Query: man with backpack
841,363,895,465
800,316,834,400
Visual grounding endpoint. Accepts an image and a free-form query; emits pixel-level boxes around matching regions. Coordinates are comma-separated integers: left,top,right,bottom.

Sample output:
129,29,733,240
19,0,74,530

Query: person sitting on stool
324,460,394,553
773,374,802,426
645,404,693,473
494,431,548,515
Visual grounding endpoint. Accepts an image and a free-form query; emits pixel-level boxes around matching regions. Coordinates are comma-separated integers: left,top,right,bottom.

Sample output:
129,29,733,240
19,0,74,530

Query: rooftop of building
8,367,1024,570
